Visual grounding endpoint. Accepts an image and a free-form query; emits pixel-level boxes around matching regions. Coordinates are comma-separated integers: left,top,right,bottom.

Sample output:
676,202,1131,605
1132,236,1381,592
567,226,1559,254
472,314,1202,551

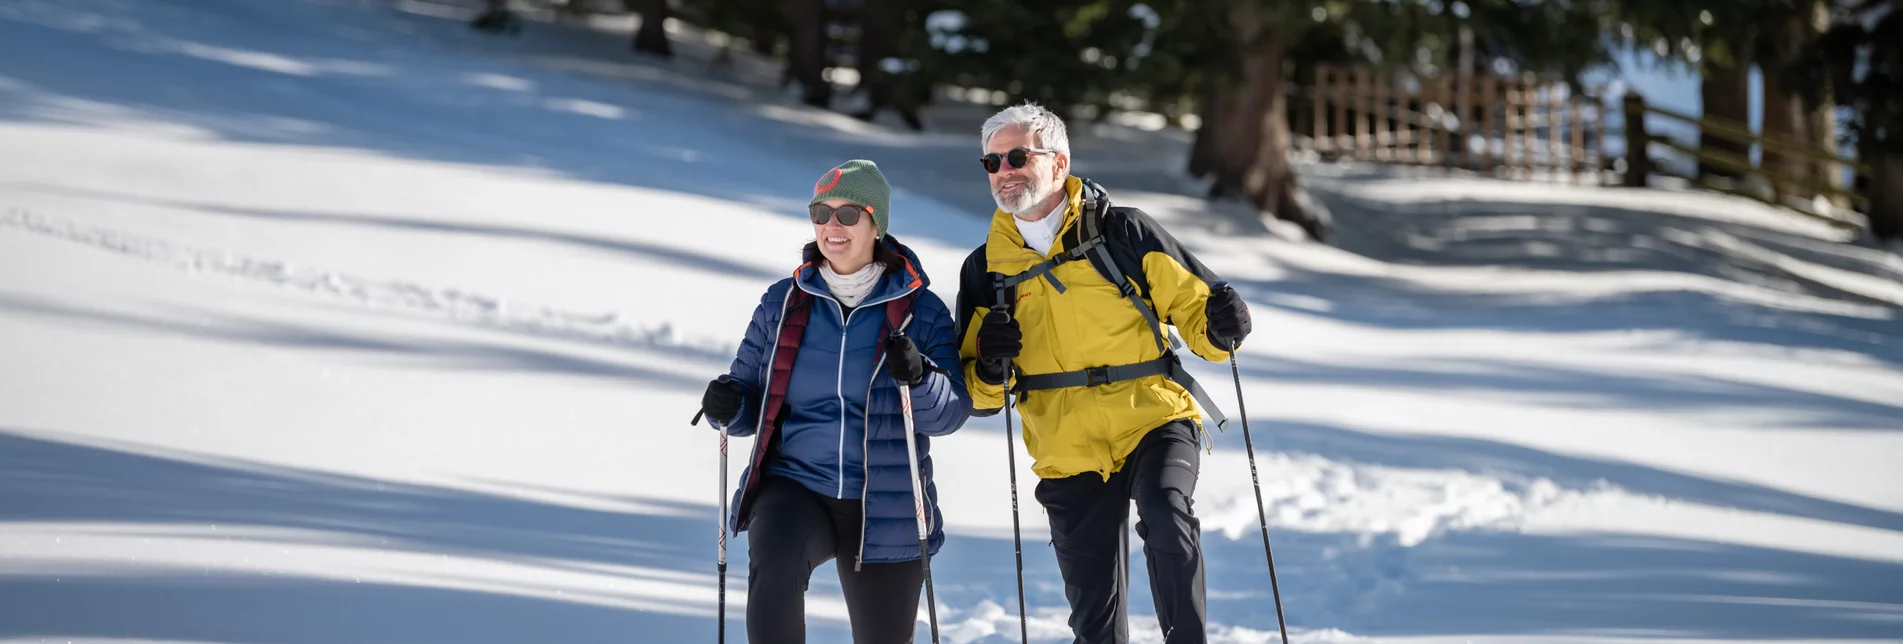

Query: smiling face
812,198,879,274
986,125,1068,219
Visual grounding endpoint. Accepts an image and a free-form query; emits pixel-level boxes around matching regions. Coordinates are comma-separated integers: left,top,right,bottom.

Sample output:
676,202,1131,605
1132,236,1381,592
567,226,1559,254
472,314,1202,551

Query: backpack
989,189,1230,430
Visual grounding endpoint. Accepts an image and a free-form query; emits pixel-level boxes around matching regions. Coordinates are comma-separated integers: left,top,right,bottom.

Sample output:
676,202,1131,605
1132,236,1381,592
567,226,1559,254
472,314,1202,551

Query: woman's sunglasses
809,202,873,226
980,147,1057,174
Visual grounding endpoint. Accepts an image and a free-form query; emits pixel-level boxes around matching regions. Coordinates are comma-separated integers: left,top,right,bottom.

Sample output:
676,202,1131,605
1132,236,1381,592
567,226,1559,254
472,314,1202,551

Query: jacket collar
791,237,928,305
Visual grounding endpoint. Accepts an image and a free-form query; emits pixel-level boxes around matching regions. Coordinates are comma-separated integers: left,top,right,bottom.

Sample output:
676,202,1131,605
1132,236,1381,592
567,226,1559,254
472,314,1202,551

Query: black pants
747,476,925,644
1035,420,1206,644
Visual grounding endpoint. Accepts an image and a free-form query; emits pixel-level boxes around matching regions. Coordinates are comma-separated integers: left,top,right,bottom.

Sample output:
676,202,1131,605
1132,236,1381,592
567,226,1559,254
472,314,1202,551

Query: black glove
1205,285,1251,351
700,376,746,426
974,309,1020,385
884,335,927,386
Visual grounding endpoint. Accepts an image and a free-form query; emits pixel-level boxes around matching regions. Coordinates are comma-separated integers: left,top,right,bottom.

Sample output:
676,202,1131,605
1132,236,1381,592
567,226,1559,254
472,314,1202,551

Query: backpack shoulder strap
1079,201,1168,353
882,290,917,336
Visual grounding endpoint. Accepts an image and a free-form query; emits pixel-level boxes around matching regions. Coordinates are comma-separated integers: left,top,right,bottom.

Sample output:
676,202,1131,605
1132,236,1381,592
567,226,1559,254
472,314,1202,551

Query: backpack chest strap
994,237,1101,296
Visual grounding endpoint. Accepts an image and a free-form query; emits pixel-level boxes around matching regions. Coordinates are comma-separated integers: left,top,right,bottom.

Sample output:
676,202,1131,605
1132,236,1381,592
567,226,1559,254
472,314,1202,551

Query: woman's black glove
700,375,747,426
884,335,927,386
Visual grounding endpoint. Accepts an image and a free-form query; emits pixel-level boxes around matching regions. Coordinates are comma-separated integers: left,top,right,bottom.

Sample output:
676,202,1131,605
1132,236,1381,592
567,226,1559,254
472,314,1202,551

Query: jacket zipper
829,297,852,498
850,299,915,571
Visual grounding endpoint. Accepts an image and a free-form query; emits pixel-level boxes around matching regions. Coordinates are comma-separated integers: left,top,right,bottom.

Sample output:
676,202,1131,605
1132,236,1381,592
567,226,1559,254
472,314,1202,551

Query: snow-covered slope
2,0,1900,642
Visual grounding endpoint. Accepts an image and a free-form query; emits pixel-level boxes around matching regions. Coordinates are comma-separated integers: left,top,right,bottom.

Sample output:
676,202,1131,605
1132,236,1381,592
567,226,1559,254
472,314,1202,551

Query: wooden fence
1302,63,1611,185
1300,63,1883,235
1622,93,1867,224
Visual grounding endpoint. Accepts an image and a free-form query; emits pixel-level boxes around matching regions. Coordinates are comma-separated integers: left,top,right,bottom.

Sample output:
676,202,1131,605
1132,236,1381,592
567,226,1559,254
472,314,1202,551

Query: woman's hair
803,234,908,275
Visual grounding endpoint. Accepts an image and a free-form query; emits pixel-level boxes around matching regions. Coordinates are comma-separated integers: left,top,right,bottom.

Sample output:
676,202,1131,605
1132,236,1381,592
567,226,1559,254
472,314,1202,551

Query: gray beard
993,177,1052,214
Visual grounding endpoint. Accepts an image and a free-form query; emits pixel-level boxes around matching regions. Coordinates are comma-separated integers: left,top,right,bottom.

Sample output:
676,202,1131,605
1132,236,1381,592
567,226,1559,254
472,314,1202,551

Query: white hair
980,101,1071,158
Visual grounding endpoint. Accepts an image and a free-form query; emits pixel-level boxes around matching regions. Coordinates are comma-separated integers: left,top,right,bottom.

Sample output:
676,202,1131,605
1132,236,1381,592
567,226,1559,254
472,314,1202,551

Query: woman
697,160,971,643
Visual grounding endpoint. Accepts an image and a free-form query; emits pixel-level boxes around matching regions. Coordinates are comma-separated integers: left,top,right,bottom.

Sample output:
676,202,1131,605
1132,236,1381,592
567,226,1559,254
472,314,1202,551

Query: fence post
1314,65,1330,154
1375,72,1391,162
1439,75,1454,167
1480,76,1498,173
1595,89,1609,185
1355,67,1371,160
1457,25,1474,170
1335,67,1350,154
1521,78,1537,180
1546,84,1563,183
1623,93,1649,188
1503,80,1519,177
1571,94,1585,185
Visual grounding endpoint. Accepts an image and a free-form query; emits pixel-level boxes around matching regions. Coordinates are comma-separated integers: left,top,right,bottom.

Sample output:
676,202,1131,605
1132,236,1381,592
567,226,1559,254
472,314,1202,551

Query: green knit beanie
809,159,891,238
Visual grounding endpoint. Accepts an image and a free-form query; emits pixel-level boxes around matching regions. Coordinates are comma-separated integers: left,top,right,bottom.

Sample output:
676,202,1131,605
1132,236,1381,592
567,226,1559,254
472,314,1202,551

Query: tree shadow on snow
1198,528,1903,640
1226,354,1903,432
1256,181,1903,365
0,427,732,643
1245,418,1903,533
4,426,1898,642
0,291,722,389
0,182,791,283
0,0,993,248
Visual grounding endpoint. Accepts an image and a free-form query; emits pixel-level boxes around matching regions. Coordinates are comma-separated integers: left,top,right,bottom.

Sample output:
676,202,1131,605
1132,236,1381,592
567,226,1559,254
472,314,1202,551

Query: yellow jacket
955,176,1231,481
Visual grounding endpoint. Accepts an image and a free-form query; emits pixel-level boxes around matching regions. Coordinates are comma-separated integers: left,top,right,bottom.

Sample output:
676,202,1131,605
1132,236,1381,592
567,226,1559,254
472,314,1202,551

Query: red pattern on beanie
814,169,843,194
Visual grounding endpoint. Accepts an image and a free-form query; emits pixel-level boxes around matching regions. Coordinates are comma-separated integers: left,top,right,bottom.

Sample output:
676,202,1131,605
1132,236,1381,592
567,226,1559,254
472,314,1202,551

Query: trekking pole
993,306,1031,644
689,406,727,644
894,336,942,644
1227,340,1291,644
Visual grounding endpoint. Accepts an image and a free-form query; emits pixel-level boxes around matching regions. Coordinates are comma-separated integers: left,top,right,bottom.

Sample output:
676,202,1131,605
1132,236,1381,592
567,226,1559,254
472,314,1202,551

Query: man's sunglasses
980,147,1057,174
809,202,874,226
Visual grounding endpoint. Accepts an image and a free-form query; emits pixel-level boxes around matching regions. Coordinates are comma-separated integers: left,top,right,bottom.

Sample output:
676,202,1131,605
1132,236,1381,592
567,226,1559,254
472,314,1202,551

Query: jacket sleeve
902,293,972,437
954,246,1012,416
712,284,782,437
1118,208,1235,363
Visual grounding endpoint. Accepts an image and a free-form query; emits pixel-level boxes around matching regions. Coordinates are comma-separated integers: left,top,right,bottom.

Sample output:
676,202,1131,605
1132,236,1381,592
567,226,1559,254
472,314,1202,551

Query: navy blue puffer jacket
712,237,970,564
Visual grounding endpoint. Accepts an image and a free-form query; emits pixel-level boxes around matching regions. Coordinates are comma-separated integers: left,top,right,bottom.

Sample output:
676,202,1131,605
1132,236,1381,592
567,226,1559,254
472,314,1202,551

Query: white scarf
1014,198,1067,256
820,261,886,308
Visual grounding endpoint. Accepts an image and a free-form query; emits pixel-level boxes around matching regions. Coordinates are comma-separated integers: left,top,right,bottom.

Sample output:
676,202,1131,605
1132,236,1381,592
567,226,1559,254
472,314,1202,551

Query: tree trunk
780,0,831,108
1762,70,1812,201
1201,5,1324,240
852,0,919,128
1699,59,1751,180
1187,82,1230,179
1869,153,1903,241
1761,0,1834,203
1809,96,1842,201
631,0,673,58
1802,0,1842,203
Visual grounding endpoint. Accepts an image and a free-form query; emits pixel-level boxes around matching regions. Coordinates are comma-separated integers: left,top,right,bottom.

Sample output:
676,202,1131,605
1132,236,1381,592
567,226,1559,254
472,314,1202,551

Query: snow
2,0,1901,642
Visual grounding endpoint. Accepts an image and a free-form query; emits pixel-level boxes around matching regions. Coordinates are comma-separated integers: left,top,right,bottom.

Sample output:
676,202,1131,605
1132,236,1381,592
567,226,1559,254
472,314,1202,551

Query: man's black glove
700,375,747,426
973,309,1020,385
1205,285,1252,351
884,335,927,386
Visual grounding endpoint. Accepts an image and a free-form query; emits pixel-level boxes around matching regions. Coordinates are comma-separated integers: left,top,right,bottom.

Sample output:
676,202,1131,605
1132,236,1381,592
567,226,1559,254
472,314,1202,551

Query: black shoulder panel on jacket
1104,205,1225,292
954,244,994,346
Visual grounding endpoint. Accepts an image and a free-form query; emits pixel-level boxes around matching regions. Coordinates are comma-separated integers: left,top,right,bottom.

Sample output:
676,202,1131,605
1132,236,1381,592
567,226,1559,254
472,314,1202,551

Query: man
955,102,1252,644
